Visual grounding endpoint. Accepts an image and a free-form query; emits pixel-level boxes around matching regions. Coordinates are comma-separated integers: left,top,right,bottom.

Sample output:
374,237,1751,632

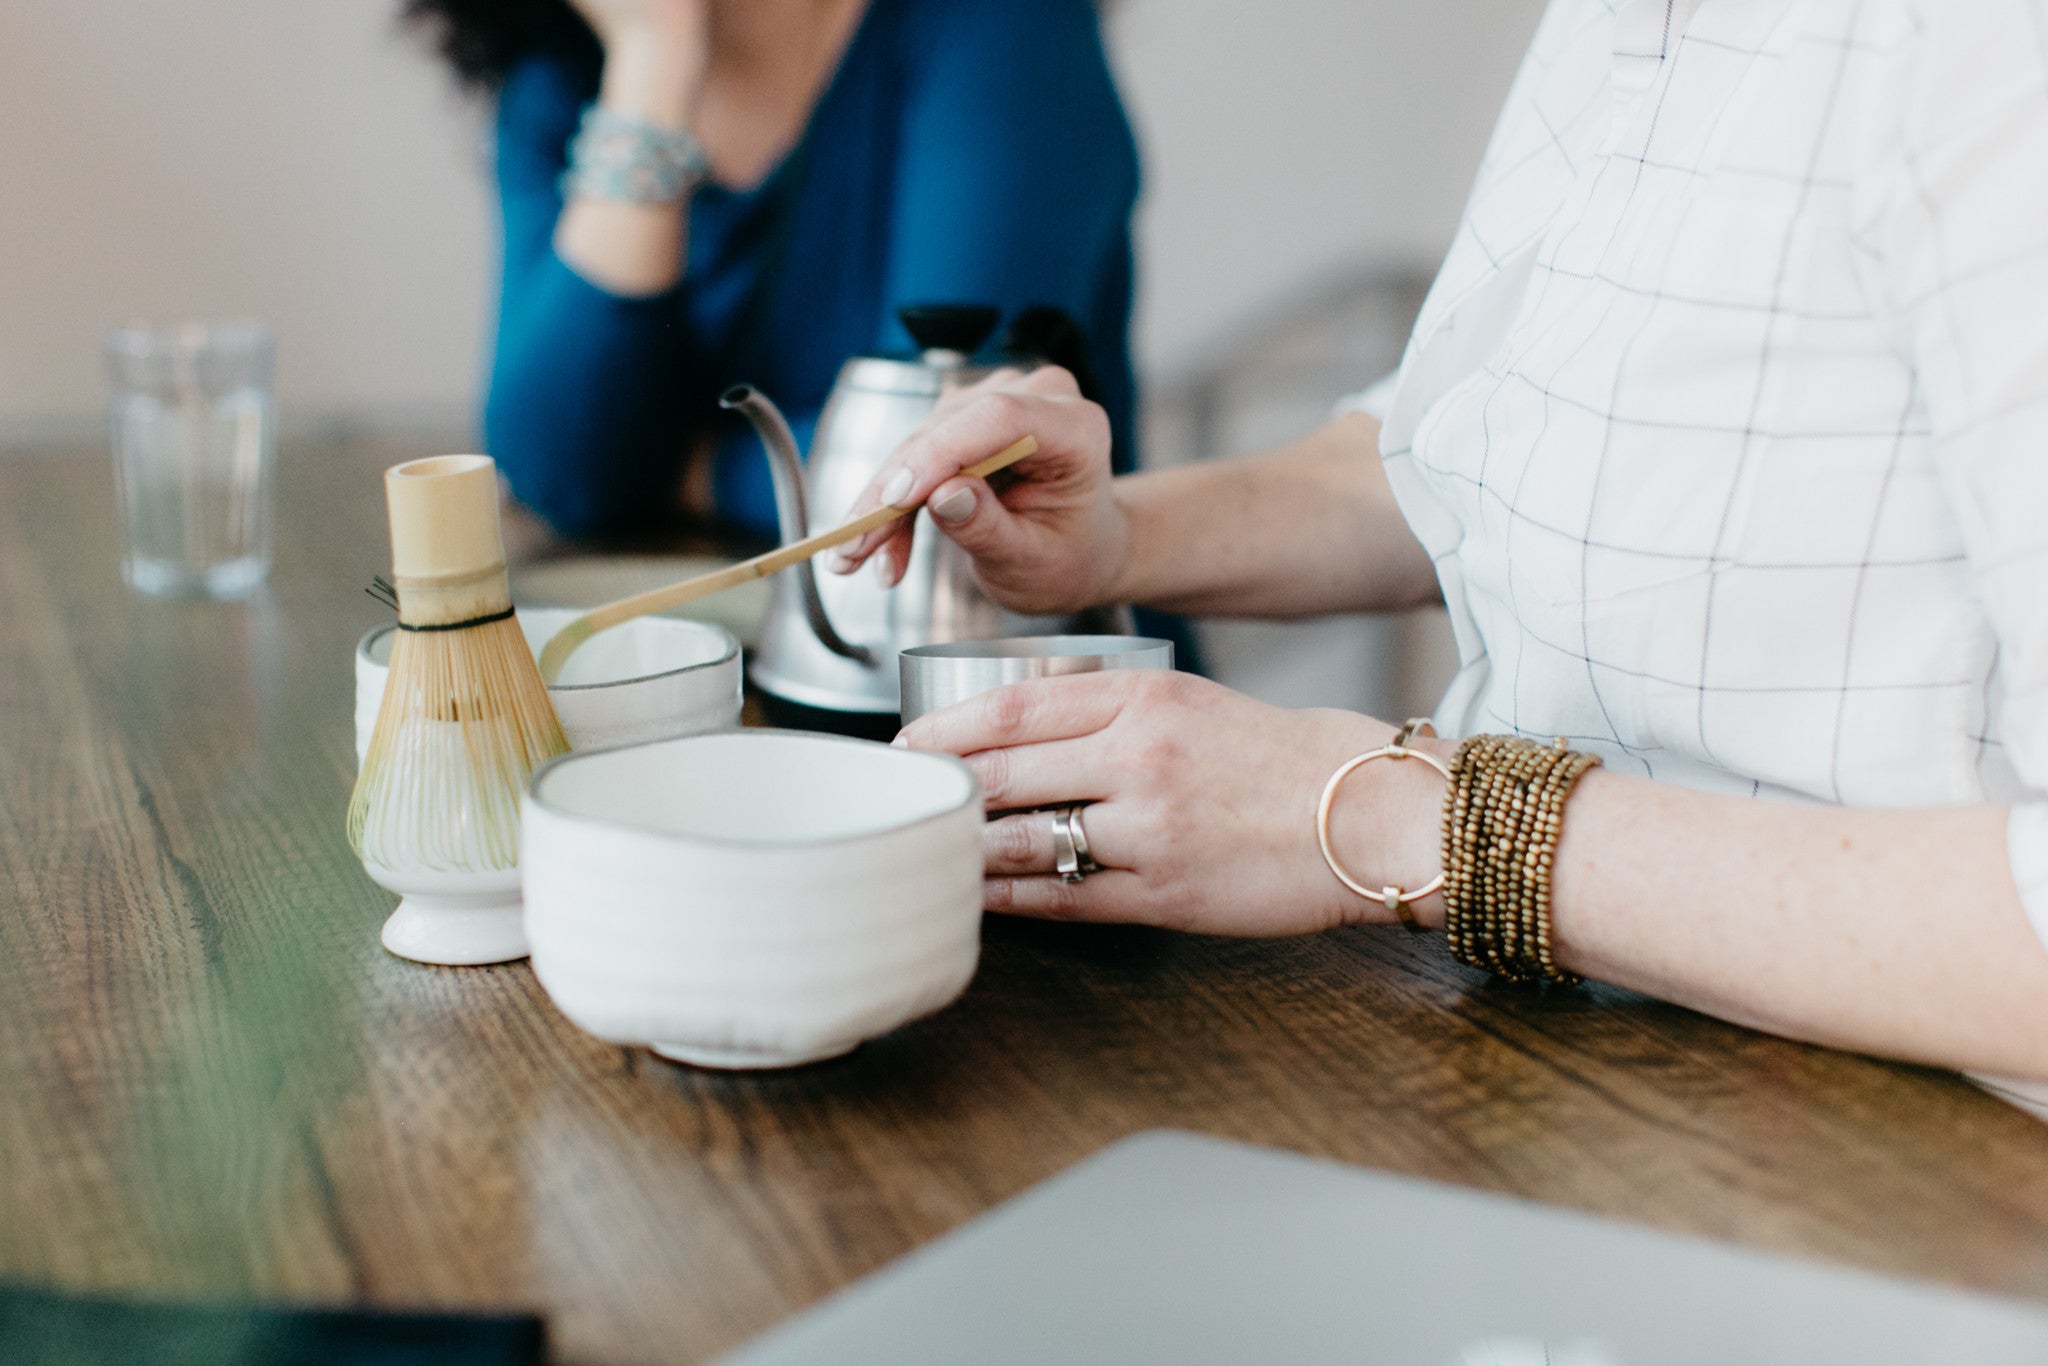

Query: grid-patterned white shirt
1351,0,2048,1058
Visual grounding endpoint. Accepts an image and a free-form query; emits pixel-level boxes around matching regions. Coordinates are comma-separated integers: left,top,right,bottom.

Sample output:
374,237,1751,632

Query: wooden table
6,439,2048,1365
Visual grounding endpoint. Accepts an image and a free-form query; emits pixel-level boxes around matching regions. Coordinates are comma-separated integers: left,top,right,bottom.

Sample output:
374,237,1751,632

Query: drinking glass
104,321,277,599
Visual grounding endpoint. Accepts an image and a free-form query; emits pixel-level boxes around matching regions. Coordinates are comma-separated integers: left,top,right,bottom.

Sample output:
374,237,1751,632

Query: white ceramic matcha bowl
522,730,983,1069
354,607,743,966
356,607,742,763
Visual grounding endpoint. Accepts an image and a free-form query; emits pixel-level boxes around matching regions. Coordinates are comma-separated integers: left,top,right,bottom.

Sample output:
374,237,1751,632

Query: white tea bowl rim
526,727,980,851
355,611,739,693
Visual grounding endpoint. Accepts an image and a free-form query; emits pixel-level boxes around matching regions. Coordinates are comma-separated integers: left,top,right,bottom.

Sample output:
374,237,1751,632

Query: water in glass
104,321,276,599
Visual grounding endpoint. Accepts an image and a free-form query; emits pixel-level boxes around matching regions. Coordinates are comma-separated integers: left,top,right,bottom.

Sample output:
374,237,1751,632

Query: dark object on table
754,690,902,743
997,304,1104,406
896,303,1003,359
0,1283,547,1366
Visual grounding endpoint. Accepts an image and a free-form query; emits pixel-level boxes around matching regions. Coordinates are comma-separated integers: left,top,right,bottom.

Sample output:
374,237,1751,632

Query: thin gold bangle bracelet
1316,718,1450,930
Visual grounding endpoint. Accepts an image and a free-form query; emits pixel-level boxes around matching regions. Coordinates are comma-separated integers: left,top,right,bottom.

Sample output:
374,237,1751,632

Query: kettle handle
720,386,874,667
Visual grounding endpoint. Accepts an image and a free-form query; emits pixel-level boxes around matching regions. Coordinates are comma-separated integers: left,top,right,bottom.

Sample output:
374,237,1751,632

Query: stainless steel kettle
726,305,1125,726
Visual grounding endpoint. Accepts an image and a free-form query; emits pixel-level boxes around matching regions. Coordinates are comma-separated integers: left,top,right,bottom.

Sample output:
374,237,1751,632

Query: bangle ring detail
1316,719,1450,930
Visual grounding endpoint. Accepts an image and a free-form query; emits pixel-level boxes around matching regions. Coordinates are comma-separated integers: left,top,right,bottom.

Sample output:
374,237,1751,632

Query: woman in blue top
406,0,1140,541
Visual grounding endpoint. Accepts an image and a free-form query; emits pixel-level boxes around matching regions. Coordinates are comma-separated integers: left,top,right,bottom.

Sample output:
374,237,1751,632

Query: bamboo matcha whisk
348,455,568,874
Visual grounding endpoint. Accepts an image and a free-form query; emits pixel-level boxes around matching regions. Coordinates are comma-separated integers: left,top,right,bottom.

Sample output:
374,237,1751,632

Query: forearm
1550,781,2048,1079
554,30,699,296
1110,414,1440,619
1380,748,2048,1079
487,262,690,536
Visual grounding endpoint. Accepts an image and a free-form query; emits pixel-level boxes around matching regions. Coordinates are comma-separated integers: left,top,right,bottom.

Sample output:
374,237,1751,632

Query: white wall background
0,1,491,442
0,0,1543,445
1108,0,1541,378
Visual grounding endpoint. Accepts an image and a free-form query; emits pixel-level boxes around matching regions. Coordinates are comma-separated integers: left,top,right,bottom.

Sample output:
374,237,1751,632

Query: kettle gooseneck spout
720,385,874,667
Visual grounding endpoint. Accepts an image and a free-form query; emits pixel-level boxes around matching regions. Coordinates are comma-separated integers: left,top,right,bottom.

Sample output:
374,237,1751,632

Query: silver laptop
716,1129,2048,1365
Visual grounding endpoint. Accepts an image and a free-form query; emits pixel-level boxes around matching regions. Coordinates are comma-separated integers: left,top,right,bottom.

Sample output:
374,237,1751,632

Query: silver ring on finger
1068,803,1101,875
1051,804,1093,884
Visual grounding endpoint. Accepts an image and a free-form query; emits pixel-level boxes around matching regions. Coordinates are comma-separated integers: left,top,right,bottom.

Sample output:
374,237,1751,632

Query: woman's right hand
828,366,1131,617
569,0,705,52
570,0,709,125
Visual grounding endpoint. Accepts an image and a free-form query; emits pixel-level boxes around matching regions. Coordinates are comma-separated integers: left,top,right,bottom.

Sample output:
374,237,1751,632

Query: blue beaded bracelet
559,104,710,205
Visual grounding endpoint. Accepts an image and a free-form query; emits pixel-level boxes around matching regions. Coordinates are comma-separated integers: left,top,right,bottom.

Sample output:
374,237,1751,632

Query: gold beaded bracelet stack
1315,725,1601,986
1442,735,1601,985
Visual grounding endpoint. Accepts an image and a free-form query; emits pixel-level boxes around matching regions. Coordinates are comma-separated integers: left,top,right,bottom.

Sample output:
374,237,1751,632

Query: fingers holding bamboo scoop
535,435,1038,685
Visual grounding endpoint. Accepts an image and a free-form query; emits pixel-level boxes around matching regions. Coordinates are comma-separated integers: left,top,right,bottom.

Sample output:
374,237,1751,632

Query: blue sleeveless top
484,0,1140,539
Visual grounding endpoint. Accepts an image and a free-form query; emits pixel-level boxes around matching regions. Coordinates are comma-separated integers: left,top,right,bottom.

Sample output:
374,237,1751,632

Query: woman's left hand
896,671,1447,935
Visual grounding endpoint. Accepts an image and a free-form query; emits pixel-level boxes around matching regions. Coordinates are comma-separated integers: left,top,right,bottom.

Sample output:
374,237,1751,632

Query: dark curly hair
402,0,599,90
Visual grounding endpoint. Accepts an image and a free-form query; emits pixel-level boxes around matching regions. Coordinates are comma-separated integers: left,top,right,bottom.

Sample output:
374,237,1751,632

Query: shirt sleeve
483,55,691,539
877,0,1140,459
1854,3,2048,962
1333,373,1400,425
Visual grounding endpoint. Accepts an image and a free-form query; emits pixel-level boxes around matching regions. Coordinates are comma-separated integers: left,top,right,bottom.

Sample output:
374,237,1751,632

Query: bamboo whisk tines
348,455,568,874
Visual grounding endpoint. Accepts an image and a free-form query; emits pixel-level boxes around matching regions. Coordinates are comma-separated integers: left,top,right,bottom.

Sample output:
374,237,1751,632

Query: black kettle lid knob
897,303,1002,356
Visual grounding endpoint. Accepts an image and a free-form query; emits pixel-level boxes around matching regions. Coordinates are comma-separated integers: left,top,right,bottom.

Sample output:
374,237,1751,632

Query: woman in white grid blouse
835,0,2048,1094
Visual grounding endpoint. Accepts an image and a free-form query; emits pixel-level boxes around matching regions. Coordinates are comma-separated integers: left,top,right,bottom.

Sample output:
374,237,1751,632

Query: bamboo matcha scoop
536,435,1037,685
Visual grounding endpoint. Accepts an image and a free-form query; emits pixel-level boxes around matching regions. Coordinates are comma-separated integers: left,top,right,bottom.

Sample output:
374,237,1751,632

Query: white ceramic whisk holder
354,607,742,966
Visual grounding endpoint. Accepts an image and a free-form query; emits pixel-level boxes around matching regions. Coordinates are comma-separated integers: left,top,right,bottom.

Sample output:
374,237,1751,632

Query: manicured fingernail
880,468,915,507
930,487,975,524
890,733,909,748
829,551,857,574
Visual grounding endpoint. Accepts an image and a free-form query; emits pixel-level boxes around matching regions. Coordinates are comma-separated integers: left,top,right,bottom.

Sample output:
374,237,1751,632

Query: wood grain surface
5,440,2048,1365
